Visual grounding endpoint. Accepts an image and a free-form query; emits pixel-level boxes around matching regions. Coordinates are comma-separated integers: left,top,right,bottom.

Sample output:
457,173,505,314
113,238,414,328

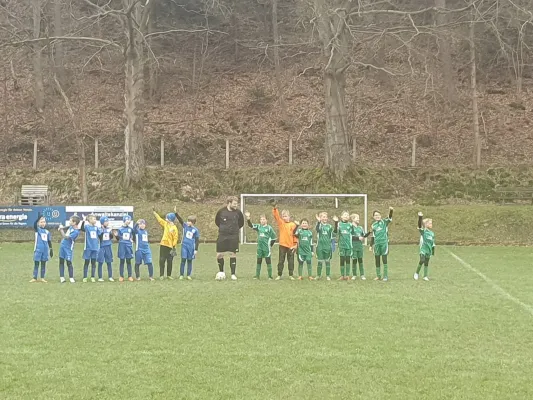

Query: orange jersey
272,208,298,249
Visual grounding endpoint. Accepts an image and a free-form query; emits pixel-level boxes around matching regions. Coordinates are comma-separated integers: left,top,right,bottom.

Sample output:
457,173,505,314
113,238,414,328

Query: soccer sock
83,260,90,278
358,259,365,276
352,259,358,276
167,257,173,277
375,256,381,278
40,261,46,278
126,259,132,278
256,258,262,277
383,264,388,278
135,264,140,279
317,262,323,277
32,261,39,279
424,265,429,277
98,262,103,279
59,258,65,278
91,259,97,278
67,261,74,278
345,257,351,276
265,257,272,278
230,257,236,275
180,259,186,276
187,260,193,276
217,258,224,272
416,263,423,274
340,257,345,277
147,263,154,278
119,259,125,278
107,262,113,278
298,262,303,277
307,261,312,277
325,261,331,277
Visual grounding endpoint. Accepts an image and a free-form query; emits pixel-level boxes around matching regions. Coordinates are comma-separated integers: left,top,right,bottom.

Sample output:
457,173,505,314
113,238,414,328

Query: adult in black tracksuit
215,196,245,280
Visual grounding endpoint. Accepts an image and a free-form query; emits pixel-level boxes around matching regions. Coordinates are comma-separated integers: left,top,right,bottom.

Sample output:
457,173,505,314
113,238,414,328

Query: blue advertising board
0,206,66,228
64,206,134,229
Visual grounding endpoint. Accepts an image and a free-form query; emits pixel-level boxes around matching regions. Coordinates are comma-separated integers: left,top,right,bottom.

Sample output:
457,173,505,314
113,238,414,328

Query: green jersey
371,218,392,245
252,224,276,253
295,228,314,256
419,228,435,256
352,225,366,249
316,222,334,251
337,221,354,250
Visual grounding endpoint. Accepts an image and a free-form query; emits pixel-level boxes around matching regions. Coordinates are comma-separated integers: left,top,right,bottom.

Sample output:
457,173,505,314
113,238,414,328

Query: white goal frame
240,193,368,245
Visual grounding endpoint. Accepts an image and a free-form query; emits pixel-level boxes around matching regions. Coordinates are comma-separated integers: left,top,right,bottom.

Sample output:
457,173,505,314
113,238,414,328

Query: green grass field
1,243,532,399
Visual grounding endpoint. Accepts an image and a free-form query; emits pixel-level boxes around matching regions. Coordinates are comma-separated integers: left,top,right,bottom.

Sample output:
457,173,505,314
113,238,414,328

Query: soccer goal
240,194,368,244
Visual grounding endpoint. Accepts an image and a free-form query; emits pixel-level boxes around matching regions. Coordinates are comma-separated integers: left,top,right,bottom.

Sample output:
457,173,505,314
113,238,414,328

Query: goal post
240,193,368,245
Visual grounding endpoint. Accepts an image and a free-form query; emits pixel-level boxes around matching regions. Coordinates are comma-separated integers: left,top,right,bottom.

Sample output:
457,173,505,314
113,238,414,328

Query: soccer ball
215,271,226,281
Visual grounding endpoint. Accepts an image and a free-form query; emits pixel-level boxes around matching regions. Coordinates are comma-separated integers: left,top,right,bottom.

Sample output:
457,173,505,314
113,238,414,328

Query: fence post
94,138,99,168
411,136,416,167
225,139,230,169
160,136,165,167
289,138,293,165
33,138,38,169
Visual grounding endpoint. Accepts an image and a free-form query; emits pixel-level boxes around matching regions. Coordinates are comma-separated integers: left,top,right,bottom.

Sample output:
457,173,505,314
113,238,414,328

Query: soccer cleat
338,276,345,281
83,278,88,283
374,277,381,281
167,276,174,280
315,276,321,280
69,278,76,283
231,274,238,281
383,277,388,282
179,276,184,280
361,275,367,281
414,273,419,280
187,276,192,281
128,277,134,282
351,276,357,280
298,276,303,280
30,278,38,283
268,277,273,280
91,277,96,283
40,279,48,283
108,278,114,282
423,276,429,281
275,276,281,280
136,277,141,281
253,276,259,280
289,276,295,281
149,277,155,281
60,277,66,284
326,276,331,281
308,276,315,281
119,277,124,282
98,278,104,282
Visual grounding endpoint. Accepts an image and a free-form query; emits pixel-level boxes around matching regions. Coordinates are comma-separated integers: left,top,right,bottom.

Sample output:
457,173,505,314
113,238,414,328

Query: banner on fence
65,206,134,229
0,206,66,228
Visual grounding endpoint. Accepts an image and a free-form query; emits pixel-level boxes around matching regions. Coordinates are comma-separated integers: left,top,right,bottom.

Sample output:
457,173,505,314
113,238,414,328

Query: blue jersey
117,226,134,247
82,223,101,251
34,227,51,252
134,228,150,252
60,226,80,251
100,227,113,247
182,224,200,249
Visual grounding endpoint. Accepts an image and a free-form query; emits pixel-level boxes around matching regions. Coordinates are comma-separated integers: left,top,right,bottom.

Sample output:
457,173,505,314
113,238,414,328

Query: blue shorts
135,249,152,265
118,243,133,260
181,245,196,260
83,249,99,260
59,246,73,261
97,246,114,263
34,250,49,262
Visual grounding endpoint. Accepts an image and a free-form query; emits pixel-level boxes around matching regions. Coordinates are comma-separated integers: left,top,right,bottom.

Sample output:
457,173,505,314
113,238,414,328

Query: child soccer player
334,211,354,280
31,213,53,283
272,201,298,280
133,219,155,281
369,207,393,281
414,212,435,281
350,213,367,280
58,215,81,283
175,210,200,280
315,212,334,281
80,214,101,283
245,212,276,280
115,215,134,282
97,216,114,282
153,207,179,280
293,219,314,281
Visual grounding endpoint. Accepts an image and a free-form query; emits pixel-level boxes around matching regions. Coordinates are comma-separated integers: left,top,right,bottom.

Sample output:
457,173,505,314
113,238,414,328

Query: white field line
449,250,533,316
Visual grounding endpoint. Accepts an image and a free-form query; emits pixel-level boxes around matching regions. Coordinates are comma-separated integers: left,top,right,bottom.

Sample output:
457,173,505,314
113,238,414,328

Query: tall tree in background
470,5,481,167
435,0,456,104
51,0,66,87
272,0,286,119
32,0,44,112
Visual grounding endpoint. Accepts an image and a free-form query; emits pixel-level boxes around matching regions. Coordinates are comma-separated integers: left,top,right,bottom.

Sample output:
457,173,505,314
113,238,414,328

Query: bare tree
272,0,286,118
51,0,66,87
32,0,44,112
470,6,481,167
435,0,456,104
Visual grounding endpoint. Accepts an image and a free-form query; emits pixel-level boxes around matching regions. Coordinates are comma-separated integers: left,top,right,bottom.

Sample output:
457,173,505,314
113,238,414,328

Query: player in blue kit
133,219,154,281
115,215,134,282
80,214,102,283
58,215,81,283
31,213,53,283
175,211,200,280
97,216,114,282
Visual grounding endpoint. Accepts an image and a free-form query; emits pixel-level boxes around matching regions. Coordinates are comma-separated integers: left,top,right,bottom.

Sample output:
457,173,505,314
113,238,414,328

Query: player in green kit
369,207,393,281
414,212,435,281
334,211,354,280
245,212,277,279
350,213,368,280
315,212,334,281
293,219,315,281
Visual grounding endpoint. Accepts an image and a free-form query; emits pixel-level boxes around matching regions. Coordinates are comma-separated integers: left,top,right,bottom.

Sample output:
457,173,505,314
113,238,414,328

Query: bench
494,187,533,205
19,185,50,206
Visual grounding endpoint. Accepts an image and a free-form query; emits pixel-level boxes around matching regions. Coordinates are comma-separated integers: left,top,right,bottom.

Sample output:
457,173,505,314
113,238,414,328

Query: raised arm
33,213,41,232
175,212,185,227
272,207,283,227
418,212,423,229
388,207,394,220
153,210,166,227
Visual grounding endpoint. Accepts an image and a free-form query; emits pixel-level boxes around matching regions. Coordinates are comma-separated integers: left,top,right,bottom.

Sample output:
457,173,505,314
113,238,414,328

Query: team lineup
29,196,436,283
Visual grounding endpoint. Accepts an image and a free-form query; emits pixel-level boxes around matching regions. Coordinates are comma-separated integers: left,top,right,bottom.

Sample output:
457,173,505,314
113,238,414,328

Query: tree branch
0,36,122,50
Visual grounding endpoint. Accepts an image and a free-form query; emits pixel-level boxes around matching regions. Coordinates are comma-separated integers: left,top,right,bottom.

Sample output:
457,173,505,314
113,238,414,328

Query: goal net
240,194,368,245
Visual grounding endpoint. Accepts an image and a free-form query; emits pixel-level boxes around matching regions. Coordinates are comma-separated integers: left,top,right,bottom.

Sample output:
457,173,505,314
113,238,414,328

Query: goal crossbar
240,193,368,245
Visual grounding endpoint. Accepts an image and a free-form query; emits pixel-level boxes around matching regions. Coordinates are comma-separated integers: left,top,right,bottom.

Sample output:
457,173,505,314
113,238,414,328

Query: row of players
245,205,435,281
30,208,199,283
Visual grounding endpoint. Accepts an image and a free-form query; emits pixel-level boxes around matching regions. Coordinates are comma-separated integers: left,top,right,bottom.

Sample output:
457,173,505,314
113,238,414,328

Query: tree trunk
469,10,481,167
315,0,352,178
435,0,456,104
123,0,148,186
272,0,286,118
32,0,44,112
148,3,158,102
52,0,66,87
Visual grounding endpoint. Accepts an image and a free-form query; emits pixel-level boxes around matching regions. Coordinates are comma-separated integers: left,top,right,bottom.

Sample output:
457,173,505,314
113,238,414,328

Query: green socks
416,263,423,274
317,262,323,277
376,267,381,279
256,264,261,278
359,262,365,276
307,262,312,277
325,261,331,277
345,260,351,277
267,264,273,279
424,265,428,278
298,263,303,277
383,264,388,278
340,264,345,277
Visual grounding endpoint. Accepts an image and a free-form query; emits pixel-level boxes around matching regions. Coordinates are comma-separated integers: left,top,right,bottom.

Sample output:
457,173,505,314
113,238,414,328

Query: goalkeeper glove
170,249,177,258
49,249,54,258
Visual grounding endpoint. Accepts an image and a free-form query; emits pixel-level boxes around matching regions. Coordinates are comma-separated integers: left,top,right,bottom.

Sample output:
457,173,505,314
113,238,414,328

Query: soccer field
1,244,532,400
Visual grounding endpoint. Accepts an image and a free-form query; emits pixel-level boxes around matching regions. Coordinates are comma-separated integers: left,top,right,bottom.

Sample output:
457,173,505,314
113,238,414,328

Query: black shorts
216,236,239,254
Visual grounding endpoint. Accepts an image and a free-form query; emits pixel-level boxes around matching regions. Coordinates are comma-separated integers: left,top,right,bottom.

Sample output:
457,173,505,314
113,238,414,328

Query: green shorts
373,243,389,257
339,248,352,257
316,249,332,261
256,247,272,259
352,247,364,259
298,253,312,263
